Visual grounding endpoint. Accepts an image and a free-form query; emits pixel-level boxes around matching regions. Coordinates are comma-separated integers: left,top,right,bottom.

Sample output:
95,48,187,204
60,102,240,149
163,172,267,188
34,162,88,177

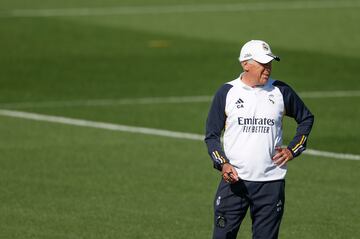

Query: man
204,40,314,239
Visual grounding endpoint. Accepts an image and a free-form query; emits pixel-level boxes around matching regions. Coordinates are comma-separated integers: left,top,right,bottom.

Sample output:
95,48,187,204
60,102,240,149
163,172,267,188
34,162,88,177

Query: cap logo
244,53,252,58
262,43,269,51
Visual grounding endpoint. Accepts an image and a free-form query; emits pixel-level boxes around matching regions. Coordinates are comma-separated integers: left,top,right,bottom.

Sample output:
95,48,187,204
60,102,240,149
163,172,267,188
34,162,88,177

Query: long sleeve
273,81,315,157
204,84,233,170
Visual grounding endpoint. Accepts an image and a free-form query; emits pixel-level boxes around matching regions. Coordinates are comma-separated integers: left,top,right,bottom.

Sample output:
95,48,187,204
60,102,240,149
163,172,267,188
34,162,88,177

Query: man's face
246,60,272,86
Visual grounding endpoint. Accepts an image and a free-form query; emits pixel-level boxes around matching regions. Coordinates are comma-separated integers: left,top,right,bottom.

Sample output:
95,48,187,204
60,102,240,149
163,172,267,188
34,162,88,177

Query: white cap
239,40,280,64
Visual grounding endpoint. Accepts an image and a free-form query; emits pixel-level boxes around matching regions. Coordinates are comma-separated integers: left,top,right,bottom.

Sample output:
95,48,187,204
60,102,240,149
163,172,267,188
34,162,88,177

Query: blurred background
0,0,359,238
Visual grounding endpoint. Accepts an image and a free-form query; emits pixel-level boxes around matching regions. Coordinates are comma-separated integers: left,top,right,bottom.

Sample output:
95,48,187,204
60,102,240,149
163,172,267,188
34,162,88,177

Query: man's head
239,40,280,86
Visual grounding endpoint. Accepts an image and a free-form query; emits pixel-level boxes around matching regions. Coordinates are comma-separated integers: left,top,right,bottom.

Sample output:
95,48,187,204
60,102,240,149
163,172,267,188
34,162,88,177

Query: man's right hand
221,163,239,183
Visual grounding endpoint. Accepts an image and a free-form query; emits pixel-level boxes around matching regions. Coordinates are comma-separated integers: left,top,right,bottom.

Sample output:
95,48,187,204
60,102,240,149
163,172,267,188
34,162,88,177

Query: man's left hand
272,146,293,167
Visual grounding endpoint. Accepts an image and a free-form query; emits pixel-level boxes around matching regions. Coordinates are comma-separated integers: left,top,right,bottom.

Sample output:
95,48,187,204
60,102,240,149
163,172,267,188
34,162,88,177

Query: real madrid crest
216,216,227,228
268,94,275,104
262,43,269,51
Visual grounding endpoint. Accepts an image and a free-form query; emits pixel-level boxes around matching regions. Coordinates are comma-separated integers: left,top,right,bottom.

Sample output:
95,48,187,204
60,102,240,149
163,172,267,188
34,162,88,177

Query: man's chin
260,77,269,85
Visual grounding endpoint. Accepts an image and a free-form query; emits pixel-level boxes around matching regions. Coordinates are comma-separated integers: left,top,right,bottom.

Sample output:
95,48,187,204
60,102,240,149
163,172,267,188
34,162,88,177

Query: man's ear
241,61,250,72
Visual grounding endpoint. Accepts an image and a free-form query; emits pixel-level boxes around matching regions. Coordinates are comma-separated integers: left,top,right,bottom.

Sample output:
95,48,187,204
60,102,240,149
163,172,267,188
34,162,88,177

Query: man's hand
272,146,293,167
221,163,239,184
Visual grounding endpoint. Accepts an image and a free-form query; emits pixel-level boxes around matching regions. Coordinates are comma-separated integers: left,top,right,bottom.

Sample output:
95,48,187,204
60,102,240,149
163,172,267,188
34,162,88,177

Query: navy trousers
213,179,285,239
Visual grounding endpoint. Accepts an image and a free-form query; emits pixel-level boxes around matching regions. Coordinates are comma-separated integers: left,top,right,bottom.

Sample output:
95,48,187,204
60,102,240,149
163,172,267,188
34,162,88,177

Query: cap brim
267,53,280,61
267,53,280,62
253,55,273,64
253,53,280,64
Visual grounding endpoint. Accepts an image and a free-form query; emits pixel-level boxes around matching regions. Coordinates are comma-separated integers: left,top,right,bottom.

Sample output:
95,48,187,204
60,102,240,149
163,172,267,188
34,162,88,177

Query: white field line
0,90,359,109
0,109,359,161
1,1,360,18
0,109,203,141
299,90,360,98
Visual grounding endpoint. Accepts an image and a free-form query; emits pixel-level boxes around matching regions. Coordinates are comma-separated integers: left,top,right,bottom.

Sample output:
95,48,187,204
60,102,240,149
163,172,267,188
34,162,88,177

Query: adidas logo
235,98,244,108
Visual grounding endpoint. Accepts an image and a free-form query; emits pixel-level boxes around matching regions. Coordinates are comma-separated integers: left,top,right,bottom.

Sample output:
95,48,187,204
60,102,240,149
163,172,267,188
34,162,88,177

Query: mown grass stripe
0,90,359,109
0,109,359,161
1,1,360,18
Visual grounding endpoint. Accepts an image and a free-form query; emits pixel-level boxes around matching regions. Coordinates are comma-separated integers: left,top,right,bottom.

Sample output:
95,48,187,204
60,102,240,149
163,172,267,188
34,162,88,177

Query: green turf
0,0,330,10
0,0,359,238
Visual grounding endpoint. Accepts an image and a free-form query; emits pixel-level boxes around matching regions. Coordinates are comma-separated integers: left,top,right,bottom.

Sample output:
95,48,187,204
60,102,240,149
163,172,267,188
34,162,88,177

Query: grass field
0,0,359,238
